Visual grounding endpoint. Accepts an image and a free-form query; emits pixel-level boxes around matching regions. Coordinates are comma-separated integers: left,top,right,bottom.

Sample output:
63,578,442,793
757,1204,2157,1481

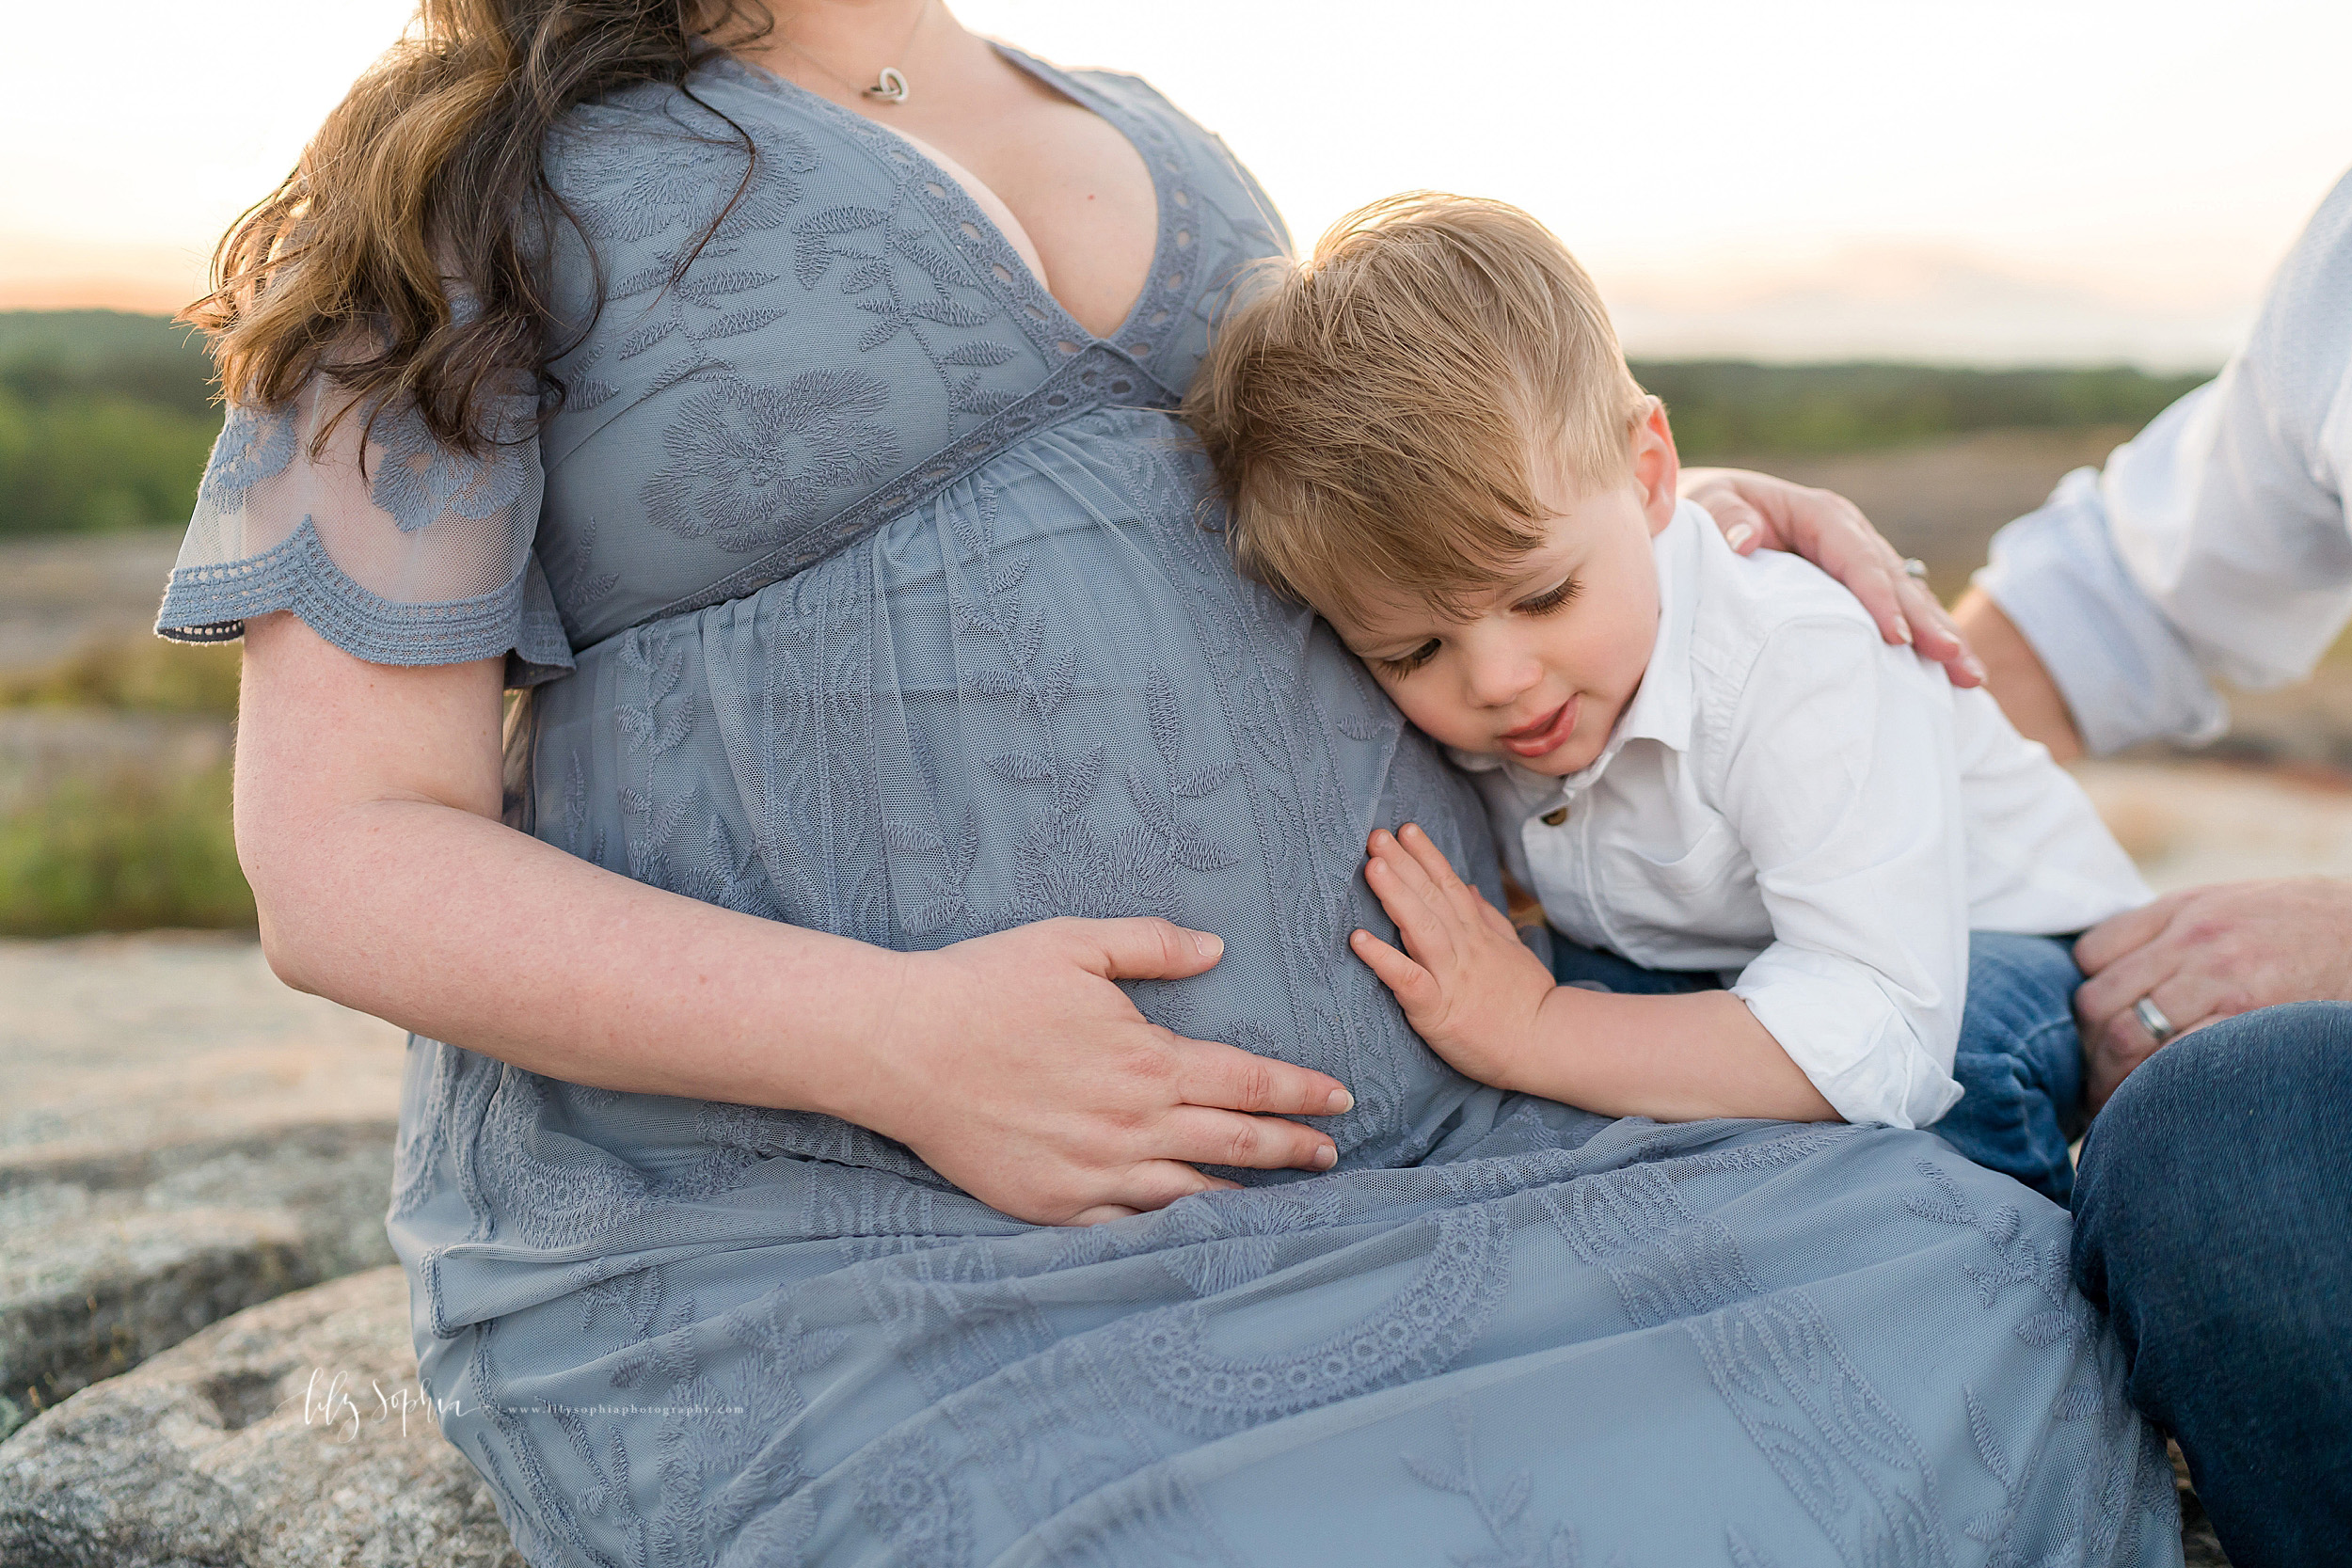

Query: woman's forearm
1512,986,1839,1123
250,789,905,1117
232,613,903,1119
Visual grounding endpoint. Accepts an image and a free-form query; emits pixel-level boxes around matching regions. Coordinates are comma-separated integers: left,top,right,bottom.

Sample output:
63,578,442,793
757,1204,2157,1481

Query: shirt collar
1446,499,1708,800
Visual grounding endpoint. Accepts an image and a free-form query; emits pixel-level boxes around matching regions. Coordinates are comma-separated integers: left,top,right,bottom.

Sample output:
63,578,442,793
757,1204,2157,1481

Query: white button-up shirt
1454,502,2150,1129
1976,166,2352,754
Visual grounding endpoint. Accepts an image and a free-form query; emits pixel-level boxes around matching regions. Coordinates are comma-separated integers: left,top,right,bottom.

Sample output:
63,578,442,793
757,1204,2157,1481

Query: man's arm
1949,170,2352,1108
1952,589,2084,761
1973,167,2352,757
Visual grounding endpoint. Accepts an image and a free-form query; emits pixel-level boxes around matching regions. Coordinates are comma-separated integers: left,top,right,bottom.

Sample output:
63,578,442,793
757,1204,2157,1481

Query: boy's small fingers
1364,859,1448,958
1351,928,1437,1004
1363,869,1429,952
1399,823,1456,881
1400,879,1463,965
1364,852,1428,920
1349,927,1393,970
1401,823,1489,925
1366,831,1414,882
1376,832,1445,904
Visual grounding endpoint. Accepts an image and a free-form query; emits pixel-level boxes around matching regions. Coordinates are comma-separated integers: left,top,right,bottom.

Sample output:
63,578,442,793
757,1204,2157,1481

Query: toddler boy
1184,193,2149,1201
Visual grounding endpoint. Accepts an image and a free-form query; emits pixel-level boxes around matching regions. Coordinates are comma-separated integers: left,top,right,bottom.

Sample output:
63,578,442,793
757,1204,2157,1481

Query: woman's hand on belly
848,917,1356,1227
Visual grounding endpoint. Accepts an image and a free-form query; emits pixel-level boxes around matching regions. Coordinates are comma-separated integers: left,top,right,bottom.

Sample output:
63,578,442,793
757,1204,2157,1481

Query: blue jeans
2071,1002,2352,1568
1547,929,2086,1201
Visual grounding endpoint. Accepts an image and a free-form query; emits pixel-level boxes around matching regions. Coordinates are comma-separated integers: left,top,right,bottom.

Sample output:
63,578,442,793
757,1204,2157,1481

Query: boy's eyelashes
1514,575,1581,615
1372,639,1443,677
1360,577,1582,679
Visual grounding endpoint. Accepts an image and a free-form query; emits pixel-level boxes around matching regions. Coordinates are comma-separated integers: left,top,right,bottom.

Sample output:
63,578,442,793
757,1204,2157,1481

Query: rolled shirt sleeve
1716,616,1969,1129
1975,454,2230,755
1975,166,2352,754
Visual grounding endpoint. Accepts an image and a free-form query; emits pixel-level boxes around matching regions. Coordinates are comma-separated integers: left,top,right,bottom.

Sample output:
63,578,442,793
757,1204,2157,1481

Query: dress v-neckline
714,40,1168,354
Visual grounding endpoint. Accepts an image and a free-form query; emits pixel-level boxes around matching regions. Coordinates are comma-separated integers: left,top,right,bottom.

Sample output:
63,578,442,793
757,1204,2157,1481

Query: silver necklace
777,0,934,104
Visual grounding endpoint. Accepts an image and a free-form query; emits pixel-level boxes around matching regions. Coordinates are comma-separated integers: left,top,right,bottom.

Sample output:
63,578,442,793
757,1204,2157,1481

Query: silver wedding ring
2133,995,2177,1046
1901,558,1931,581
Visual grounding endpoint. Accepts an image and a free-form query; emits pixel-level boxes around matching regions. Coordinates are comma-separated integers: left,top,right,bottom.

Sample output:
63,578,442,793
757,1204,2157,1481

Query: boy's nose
1464,650,1544,709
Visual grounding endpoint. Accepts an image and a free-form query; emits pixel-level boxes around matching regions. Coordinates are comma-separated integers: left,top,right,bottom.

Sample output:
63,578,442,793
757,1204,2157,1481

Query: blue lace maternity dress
158,48,2182,1568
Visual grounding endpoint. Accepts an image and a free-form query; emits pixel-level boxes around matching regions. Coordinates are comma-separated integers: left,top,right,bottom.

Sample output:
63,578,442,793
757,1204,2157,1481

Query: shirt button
1540,806,1569,827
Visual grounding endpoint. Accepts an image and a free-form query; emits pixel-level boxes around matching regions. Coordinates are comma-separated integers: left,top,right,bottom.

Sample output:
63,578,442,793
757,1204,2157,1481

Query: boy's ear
1630,397,1679,536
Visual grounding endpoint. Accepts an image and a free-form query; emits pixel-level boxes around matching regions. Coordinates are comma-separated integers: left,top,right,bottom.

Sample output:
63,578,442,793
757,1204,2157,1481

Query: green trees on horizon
0,311,219,537
1637,359,2210,458
0,308,2217,538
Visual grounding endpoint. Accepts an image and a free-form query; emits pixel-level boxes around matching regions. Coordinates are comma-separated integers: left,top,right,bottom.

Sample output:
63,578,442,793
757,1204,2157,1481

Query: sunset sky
8,0,2346,367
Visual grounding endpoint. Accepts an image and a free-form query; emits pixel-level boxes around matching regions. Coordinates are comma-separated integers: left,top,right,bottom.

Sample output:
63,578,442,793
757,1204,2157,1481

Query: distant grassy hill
0,310,218,419
1636,359,2210,459
0,309,2218,537
0,311,220,536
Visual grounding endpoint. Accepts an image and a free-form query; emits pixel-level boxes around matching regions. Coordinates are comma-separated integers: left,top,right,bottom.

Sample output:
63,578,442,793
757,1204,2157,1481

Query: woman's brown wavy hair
184,0,775,456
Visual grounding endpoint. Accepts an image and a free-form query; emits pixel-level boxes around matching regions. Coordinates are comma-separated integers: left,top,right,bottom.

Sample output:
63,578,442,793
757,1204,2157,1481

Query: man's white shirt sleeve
1976,166,2352,754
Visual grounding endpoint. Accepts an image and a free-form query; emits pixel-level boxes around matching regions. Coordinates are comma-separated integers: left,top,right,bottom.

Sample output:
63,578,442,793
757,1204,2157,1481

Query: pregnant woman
162,2,2182,1562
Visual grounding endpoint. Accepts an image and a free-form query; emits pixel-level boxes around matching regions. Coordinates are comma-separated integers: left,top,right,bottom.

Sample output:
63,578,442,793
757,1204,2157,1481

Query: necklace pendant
864,67,910,103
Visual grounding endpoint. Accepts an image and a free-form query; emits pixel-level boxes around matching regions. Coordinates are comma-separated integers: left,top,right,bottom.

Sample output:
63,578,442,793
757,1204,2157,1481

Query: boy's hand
1350,824,1555,1090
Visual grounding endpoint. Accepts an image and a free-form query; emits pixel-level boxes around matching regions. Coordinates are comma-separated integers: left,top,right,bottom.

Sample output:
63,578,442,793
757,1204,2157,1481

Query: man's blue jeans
1547,930,2086,1200
2071,1001,2352,1568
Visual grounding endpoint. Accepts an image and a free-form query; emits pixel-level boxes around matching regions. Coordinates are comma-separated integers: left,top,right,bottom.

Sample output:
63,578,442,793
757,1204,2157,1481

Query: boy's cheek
1361,656,1500,754
1388,685,1488,755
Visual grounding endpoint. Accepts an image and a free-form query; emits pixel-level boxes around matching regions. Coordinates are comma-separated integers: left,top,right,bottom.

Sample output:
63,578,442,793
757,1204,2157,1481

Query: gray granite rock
0,1266,522,1568
1,1124,399,1432
0,935,406,1433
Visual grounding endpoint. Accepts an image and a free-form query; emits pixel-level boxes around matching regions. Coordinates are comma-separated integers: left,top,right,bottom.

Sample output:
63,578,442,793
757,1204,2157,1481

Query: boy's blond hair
1184,192,1649,623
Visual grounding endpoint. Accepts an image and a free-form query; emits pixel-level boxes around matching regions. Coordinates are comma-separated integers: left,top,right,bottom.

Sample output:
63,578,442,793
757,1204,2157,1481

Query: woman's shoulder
545,63,814,189
1052,60,1244,168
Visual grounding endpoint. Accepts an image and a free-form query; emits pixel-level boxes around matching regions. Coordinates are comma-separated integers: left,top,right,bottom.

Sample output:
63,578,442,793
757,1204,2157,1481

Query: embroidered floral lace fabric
165,47,2182,1567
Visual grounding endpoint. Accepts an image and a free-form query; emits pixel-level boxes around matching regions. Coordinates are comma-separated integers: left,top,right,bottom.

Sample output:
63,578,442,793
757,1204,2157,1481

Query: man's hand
1348,824,1554,1091
2074,878,2352,1109
1681,467,1983,688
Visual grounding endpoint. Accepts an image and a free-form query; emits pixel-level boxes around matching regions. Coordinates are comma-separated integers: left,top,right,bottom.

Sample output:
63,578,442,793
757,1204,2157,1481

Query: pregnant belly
525,413,1499,1170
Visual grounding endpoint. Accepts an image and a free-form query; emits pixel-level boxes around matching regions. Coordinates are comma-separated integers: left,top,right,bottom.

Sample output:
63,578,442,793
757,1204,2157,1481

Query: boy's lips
1501,694,1580,758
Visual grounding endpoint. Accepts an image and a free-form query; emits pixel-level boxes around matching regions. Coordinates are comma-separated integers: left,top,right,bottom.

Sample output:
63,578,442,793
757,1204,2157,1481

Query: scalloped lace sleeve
155,374,573,687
